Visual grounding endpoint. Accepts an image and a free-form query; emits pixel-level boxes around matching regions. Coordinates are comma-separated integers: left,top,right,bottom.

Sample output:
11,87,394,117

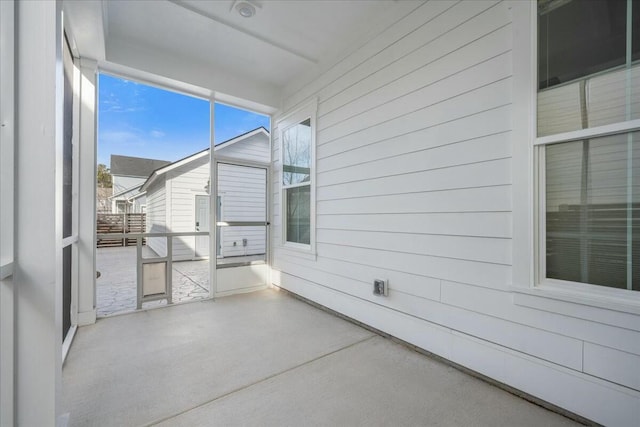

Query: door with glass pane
213,159,269,296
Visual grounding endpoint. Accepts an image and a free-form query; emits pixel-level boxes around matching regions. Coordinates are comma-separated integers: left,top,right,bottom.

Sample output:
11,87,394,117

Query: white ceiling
65,0,423,108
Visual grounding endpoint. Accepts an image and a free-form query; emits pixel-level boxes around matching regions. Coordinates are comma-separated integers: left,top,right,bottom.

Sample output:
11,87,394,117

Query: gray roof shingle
110,155,171,178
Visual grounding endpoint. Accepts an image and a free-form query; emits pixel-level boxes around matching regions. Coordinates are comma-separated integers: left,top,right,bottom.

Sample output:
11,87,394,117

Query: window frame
510,0,640,315
535,127,640,298
277,99,317,256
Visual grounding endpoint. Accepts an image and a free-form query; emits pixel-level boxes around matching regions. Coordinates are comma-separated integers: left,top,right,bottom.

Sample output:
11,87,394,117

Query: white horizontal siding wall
146,180,167,257
112,175,146,213
167,156,209,261
216,132,270,163
218,163,267,257
112,175,145,194
273,1,640,426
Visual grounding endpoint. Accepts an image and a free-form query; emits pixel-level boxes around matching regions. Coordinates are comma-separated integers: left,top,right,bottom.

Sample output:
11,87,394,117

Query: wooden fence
97,213,146,248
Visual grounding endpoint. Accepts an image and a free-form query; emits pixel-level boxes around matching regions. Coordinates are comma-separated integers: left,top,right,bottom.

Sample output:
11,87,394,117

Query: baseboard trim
77,309,96,326
273,284,599,427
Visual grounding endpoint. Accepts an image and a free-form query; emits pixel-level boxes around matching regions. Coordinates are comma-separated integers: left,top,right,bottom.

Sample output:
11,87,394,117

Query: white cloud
150,130,165,138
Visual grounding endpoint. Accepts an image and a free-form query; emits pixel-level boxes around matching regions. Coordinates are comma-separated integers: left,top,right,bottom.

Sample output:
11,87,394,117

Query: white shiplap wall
216,132,269,257
167,156,209,260
217,131,270,164
272,1,640,425
144,133,270,261
146,180,167,257
217,163,267,257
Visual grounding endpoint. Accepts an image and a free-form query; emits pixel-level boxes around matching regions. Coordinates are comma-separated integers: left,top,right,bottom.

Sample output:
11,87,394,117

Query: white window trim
509,0,640,317
277,99,317,258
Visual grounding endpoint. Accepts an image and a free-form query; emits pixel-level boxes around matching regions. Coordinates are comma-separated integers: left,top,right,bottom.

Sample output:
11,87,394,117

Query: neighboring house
109,154,171,213
141,127,269,260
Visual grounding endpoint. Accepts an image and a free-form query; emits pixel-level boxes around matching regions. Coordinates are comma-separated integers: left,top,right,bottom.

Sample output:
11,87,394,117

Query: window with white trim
537,0,640,292
279,102,316,250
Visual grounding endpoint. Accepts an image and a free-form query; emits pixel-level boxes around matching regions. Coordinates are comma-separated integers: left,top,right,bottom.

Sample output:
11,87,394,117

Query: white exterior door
195,195,209,258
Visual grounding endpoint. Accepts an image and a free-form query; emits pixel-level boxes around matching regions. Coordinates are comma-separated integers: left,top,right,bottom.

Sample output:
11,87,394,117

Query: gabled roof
215,126,269,150
110,155,171,178
109,184,143,200
140,127,269,191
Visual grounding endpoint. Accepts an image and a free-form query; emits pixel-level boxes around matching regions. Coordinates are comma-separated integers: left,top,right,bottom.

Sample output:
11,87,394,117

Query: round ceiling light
236,2,256,18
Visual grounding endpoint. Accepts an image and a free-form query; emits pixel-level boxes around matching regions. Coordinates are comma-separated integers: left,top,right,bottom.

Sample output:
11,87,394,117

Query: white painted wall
272,2,640,426
217,132,270,163
215,132,269,259
146,180,167,257
167,155,209,260
112,175,144,194
144,133,269,261
217,163,267,258
111,175,146,213
146,156,267,260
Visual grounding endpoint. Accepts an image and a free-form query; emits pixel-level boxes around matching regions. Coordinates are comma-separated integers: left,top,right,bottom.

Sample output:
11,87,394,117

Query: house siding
112,175,147,213
272,1,640,426
112,175,145,195
218,163,267,257
217,132,270,163
167,155,209,261
144,133,269,261
146,179,167,257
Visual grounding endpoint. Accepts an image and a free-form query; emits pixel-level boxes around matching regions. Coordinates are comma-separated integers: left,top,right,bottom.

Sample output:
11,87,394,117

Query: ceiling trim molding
63,0,107,61
168,0,318,65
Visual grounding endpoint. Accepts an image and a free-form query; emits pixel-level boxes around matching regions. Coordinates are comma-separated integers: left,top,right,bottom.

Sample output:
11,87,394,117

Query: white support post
211,159,219,297
14,1,63,424
0,1,15,424
77,57,98,326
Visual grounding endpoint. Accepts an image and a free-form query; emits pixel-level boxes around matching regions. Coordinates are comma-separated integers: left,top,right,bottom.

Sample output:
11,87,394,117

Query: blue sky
98,73,270,167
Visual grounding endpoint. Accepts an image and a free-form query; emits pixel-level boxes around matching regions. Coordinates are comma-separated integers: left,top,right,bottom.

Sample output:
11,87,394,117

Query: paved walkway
62,290,580,427
96,247,266,317
96,246,210,316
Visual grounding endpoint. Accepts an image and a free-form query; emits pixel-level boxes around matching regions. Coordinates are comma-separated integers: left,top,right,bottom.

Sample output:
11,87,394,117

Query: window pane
286,186,310,245
538,0,627,90
283,118,311,186
546,131,640,290
537,1,640,137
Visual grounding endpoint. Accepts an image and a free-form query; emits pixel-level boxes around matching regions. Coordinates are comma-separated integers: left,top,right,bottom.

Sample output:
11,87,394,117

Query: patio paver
96,246,210,316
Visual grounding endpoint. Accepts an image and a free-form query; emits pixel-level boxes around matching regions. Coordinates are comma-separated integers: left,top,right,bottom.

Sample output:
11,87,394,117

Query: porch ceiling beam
63,0,106,61
167,0,319,65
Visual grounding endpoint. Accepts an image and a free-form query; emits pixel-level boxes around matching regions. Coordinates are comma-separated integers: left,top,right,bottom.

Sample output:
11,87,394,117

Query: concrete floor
62,289,580,427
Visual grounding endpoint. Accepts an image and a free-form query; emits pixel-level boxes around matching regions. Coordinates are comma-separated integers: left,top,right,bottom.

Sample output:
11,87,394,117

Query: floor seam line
143,334,376,426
